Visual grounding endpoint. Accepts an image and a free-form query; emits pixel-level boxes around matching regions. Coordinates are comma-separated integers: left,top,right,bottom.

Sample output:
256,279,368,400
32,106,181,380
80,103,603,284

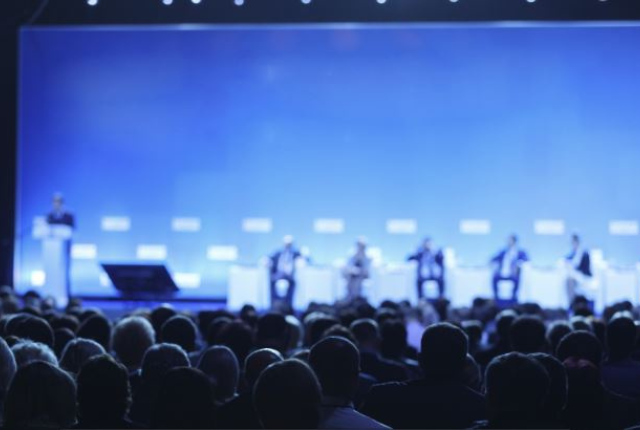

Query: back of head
606,315,636,361
77,354,130,424
510,316,547,353
11,340,57,368
529,352,568,420
485,352,550,424
495,309,518,341
308,317,339,347
3,361,76,429
547,321,572,355
309,336,360,398
151,367,215,429
244,348,283,388
160,315,198,353
150,304,177,336
197,345,239,402
60,338,106,374
556,330,603,366
0,337,16,396
12,315,54,348
253,359,321,429
112,316,155,370
76,314,112,351
349,318,380,350
53,327,75,358
380,319,408,359
215,320,254,364
141,343,190,383
256,313,289,352
419,322,468,380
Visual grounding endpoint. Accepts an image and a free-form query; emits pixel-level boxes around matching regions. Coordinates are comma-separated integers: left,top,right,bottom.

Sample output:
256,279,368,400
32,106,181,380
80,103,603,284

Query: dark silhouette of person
3,361,76,429
490,235,529,301
309,336,389,428
479,352,551,429
216,348,284,429
77,314,112,352
475,310,517,369
253,359,322,429
602,314,640,399
362,323,485,428
350,318,408,383
510,315,547,353
407,237,445,299
557,330,640,429
529,352,568,428
76,354,140,429
160,315,198,354
150,367,216,429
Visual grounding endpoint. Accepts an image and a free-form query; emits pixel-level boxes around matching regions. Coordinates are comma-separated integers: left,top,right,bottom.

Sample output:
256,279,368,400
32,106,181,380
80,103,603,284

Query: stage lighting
377,0,387,3
301,0,312,4
191,0,202,4
234,0,244,5
87,0,98,5
162,0,173,5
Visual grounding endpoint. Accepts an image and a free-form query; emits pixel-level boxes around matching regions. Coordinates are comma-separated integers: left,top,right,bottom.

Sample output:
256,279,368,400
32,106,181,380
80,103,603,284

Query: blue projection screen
16,23,640,298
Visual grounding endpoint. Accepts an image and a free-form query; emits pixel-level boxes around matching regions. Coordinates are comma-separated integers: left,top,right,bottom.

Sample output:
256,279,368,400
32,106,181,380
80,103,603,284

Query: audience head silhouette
309,336,360,399
253,359,321,429
419,322,468,380
244,348,283,388
197,345,239,404
112,316,155,371
161,315,198,353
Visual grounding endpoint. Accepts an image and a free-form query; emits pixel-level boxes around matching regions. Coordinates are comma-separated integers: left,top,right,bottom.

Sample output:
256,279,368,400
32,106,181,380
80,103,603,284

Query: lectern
32,219,72,307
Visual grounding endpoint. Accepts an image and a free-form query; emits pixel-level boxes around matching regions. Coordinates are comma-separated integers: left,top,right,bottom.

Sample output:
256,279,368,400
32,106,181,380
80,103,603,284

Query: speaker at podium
32,218,73,307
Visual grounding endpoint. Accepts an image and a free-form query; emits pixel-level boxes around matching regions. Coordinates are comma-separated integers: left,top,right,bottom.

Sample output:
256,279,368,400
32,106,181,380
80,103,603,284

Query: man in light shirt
407,237,445,299
269,235,305,309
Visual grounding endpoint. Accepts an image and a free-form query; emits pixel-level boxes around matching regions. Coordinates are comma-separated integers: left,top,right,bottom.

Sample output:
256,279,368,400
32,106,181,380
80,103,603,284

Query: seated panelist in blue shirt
407,237,445,299
490,234,529,301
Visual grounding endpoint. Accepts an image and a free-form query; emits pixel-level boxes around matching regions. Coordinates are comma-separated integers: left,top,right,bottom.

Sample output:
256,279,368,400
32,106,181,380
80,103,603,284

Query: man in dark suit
269,235,305,309
46,193,75,297
490,234,528,301
361,323,485,429
350,319,408,384
565,233,592,303
46,193,75,228
407,237,445,299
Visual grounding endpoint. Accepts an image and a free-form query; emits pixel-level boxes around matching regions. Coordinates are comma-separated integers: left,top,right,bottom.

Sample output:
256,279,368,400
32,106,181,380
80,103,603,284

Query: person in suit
343,238,371,301
46,193,75,297
46,193,75,228
565,233,592,304
269,235,305,309
407,237,445,299
490,234,528,301
361,323,485,429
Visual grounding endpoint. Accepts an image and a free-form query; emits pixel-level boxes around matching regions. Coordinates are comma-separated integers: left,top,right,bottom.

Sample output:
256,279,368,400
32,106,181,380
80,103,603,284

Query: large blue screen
16,23,640,298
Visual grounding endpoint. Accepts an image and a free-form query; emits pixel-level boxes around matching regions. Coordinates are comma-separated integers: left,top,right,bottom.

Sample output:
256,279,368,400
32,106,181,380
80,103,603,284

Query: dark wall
1,0,639,287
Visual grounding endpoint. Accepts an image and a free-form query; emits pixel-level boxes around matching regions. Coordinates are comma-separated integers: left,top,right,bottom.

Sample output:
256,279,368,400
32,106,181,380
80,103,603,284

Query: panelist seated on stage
268,235,308,309
407,237,445,299
490,234,529,301
47,193,75,228
565,233,592,303
342,237,372,301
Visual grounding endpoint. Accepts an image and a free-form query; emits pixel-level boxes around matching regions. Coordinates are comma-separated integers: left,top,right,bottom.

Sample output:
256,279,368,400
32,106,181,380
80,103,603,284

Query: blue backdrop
16,23,640,298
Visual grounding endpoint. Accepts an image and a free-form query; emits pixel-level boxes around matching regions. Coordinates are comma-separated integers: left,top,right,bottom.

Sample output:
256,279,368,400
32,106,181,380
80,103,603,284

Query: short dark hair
485,352,550,418
309,336,359,398
4,361,76,429
510,316,547,353
556,330,603,366
529,353,567,419
350,318,379,345
161,315,198,353
253,359,321,429
606,315,637,360
419,323,468,379
244,348,283,388
150,367,215,429
77,354,131,423
547,321,572,355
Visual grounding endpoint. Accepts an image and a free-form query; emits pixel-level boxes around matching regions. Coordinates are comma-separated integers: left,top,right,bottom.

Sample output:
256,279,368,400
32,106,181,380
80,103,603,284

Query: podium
32,220,73,307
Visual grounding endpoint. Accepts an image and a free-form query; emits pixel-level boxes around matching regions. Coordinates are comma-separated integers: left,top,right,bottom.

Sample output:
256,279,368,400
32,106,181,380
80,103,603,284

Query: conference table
227,261,640,312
